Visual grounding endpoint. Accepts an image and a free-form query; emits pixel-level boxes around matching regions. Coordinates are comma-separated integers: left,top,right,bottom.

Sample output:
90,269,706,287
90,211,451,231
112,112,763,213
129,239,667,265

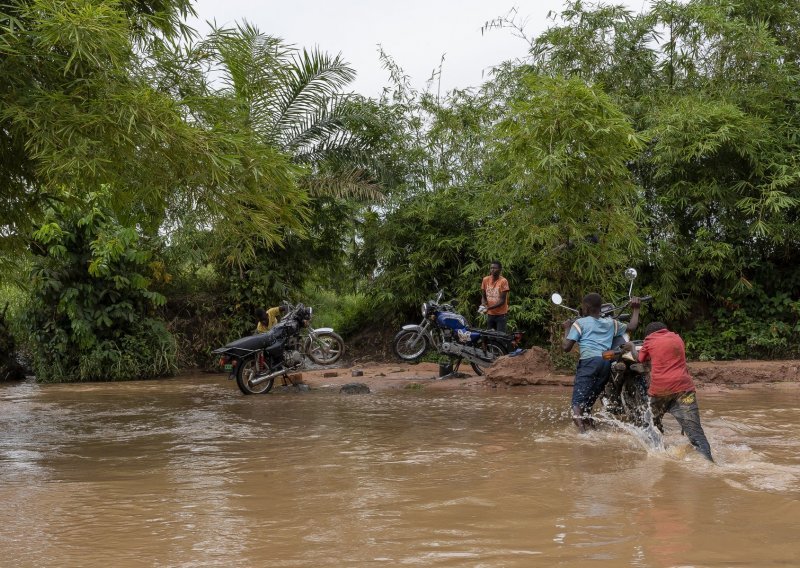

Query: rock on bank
484,348,573,386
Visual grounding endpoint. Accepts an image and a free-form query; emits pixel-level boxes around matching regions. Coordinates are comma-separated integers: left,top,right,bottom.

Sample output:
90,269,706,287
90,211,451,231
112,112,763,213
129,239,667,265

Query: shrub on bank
23,193,177,383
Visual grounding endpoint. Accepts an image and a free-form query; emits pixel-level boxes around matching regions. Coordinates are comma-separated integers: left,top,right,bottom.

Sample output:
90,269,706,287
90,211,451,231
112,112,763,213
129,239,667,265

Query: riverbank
288,349,800,394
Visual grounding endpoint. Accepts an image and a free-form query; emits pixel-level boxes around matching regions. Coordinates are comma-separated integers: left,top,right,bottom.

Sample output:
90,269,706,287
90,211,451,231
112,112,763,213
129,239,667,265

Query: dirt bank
290,348,800,394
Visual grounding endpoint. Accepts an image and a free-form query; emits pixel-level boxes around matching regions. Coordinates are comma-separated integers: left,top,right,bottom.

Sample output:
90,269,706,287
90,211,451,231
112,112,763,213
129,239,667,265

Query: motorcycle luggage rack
468,328,517,339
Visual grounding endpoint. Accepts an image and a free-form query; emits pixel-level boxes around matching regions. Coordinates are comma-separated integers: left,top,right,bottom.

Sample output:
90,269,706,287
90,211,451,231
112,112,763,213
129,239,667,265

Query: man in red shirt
635,322,713,461
480,261,510,332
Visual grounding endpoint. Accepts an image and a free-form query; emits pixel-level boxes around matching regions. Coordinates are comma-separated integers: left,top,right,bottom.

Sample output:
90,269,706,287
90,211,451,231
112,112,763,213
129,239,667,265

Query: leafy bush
23,193,177,382
298,285,376,339
683,292,800,361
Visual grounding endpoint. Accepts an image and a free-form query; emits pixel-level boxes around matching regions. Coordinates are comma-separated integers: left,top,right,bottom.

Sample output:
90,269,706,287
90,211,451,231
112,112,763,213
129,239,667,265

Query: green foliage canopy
25,191,176,382
0,0,306,268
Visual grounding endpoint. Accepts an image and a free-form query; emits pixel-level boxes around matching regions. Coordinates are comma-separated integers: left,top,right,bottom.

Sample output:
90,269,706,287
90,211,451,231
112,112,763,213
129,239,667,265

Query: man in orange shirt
480,261,510,332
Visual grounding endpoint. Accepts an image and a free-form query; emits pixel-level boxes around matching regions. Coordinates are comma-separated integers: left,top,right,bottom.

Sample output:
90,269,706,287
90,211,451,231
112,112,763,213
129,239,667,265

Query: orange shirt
481,276,510,315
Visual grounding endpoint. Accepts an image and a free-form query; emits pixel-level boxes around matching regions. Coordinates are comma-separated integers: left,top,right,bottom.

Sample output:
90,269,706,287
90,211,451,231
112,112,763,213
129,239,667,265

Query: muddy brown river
1,374,799,567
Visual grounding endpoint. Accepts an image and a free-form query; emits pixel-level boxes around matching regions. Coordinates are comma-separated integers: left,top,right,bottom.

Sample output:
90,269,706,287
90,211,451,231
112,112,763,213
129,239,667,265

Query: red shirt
638,329,695,396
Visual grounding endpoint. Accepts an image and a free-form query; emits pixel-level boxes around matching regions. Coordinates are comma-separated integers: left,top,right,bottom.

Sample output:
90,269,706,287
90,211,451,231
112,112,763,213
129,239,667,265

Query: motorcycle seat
223,333,274,351
467,327,512,339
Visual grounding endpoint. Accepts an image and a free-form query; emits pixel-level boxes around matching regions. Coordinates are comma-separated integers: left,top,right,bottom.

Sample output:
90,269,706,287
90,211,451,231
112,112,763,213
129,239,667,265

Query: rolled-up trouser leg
571,358,611,431
668,391,713,462
648,395,672,433
572,404,586,433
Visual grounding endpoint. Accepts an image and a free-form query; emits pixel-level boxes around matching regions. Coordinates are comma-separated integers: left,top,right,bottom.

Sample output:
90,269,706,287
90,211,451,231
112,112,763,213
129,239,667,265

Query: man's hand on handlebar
629,296,641,309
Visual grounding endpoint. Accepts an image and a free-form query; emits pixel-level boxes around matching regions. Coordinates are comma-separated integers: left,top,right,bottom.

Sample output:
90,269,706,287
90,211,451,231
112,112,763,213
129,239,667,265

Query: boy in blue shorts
562,293,641,432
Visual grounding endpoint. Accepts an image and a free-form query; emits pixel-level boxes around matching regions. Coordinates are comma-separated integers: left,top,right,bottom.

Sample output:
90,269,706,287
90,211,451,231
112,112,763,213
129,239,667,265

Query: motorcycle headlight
422,302,428,317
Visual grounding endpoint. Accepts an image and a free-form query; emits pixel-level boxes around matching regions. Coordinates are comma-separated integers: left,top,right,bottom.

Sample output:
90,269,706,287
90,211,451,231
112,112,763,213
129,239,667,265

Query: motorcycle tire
470,340,508,376
236,356,275,395
305,332,345,365
620,377,648,427
392,329,429,362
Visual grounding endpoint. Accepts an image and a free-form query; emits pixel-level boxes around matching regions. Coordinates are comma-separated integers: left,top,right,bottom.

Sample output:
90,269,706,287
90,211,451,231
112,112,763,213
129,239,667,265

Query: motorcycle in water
392,289,524,376
212,304,344,394
551,268,652,427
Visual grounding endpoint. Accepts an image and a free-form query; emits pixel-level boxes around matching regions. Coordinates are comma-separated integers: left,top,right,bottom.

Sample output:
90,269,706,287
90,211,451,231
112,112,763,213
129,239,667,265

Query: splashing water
591,406,665,452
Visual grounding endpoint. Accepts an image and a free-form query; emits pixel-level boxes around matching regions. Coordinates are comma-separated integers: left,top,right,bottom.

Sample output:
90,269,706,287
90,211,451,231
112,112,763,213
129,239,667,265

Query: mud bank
287,348,800,394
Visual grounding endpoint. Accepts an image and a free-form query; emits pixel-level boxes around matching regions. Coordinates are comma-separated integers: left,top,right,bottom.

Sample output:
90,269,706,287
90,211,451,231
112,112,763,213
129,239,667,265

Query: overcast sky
190,0,647,98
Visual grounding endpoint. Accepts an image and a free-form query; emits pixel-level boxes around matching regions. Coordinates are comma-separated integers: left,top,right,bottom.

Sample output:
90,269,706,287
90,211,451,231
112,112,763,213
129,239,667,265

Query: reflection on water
1,376,800,566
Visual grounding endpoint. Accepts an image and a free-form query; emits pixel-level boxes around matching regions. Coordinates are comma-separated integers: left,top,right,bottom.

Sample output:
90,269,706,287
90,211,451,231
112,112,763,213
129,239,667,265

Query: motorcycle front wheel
236,357,275,395
620,376,649,427
470,340,507,376
305,332,345,365
392,329,429,361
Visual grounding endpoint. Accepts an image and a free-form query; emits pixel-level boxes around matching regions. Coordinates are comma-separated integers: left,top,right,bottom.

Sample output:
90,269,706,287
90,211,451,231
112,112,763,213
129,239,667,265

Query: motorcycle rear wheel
236,357,275,395
305,331,345,365
470,340,507,376
392,329,429,361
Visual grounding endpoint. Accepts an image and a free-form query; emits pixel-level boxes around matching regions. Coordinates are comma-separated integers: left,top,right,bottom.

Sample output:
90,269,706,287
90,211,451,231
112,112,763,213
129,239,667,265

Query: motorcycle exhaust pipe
249,367,290,387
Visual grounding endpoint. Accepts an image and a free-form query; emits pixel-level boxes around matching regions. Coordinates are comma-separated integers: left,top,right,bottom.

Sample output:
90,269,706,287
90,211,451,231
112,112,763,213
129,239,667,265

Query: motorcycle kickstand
453,359,470,379
437,358,466,380
437,358,459,380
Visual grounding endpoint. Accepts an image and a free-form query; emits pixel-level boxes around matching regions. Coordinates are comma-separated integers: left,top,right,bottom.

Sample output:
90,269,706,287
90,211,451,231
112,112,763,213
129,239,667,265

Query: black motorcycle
213,303,326,395
552,268,652,426
599,339,649,427
392,289,523,376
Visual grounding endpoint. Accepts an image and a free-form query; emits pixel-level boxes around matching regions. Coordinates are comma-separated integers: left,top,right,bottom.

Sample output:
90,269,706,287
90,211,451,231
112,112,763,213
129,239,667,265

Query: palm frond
272,49,356,146
301,169,383,201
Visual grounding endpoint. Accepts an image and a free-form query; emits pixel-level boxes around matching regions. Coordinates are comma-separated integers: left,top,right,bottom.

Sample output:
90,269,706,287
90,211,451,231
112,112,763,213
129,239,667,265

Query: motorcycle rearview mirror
624,267,638,297
552,293,580,314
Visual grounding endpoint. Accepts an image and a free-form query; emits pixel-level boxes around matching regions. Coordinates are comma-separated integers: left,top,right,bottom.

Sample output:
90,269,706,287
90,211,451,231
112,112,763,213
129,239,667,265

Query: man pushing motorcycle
624,322,714,461
561,293,641,433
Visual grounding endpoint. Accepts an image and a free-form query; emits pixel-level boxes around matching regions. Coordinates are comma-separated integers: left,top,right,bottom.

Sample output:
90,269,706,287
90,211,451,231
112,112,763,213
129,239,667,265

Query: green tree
25,192,175,382
184,23,383,300
349,57,500,322
477,72,644,308
0,0,306,268
525,0,800,355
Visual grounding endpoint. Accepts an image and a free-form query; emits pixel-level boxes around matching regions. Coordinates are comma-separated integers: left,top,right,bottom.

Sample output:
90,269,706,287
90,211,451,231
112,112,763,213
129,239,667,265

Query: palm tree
199,22,381,200
176,22,384,295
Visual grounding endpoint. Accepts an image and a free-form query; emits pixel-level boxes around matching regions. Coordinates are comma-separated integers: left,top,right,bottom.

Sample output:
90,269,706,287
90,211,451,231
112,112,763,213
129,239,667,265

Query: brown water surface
1,375,799,567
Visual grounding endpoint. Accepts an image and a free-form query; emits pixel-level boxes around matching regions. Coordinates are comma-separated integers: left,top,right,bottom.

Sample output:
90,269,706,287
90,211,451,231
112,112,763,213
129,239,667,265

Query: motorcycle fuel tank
435,311,468,331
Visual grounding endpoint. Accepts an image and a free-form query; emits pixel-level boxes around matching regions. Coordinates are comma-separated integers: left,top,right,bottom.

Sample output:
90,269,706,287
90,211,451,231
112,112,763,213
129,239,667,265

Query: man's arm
637,340,650,363
488,280,510,310
627,296,641,332
488,291,508,310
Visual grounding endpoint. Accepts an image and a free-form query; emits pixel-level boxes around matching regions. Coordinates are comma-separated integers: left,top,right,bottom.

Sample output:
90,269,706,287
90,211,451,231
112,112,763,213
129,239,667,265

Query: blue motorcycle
392,289,523,376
